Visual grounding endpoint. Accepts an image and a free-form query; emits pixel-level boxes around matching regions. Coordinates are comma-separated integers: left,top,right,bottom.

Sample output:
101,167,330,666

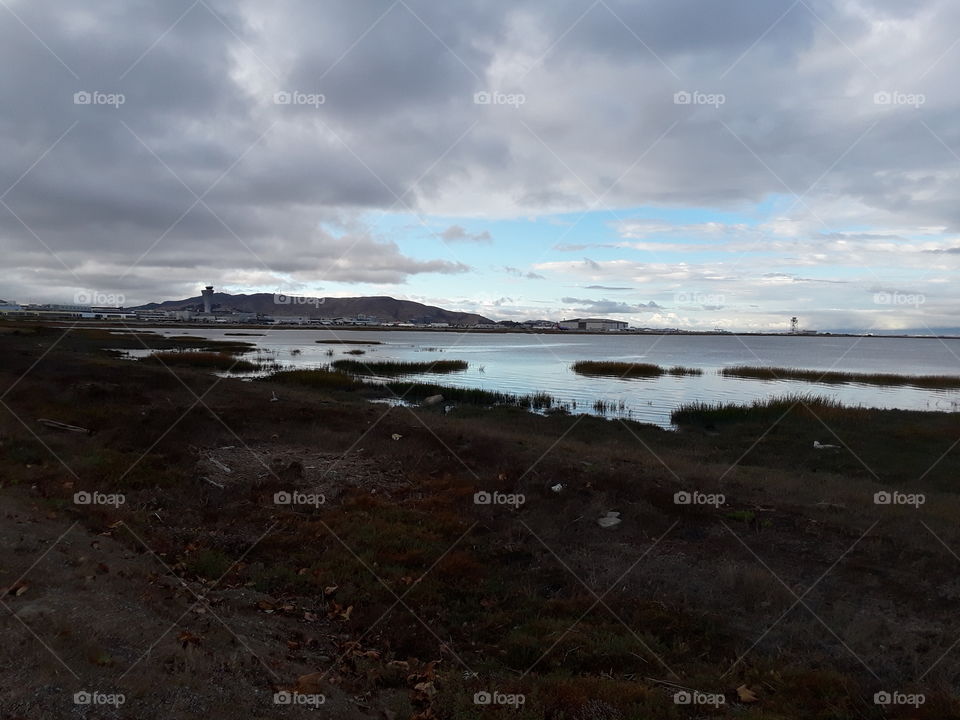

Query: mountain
134,293,494,325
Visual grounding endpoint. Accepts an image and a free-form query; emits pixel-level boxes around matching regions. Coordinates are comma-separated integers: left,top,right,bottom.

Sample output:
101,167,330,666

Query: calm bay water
128,328,960,426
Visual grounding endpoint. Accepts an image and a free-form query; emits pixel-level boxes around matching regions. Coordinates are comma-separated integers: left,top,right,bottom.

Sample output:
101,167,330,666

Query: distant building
88,307,137,320
558,318,629,332
523,320,557,330
135,310,172,322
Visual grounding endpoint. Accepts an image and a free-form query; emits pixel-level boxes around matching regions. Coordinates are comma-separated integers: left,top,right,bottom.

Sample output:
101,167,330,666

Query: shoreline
28,318,960,340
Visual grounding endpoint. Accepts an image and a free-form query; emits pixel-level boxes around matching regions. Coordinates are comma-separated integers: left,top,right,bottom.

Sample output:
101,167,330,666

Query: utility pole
791,316,798,334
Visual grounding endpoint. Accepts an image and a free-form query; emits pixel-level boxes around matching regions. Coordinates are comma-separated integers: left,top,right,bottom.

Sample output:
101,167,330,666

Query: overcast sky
2,0,959,331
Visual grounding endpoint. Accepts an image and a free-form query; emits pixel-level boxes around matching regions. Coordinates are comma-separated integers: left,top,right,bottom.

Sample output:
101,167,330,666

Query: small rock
597,511,621,528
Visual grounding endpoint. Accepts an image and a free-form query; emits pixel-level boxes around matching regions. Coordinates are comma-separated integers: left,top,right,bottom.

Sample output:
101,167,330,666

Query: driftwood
207,456,233,474
37,418,91,434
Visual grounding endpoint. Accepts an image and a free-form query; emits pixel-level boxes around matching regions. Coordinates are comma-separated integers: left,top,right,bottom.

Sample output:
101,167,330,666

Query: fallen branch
207,456,232,474
37,418,91,435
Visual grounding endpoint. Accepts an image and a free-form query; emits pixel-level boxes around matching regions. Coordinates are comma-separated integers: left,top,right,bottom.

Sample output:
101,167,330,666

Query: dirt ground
2,322,960,719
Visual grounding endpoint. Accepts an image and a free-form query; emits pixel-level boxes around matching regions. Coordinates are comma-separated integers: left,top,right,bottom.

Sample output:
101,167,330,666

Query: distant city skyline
2,1,960,332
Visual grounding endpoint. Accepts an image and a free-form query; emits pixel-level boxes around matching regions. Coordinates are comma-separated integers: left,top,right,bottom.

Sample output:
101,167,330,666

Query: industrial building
558,318,629,332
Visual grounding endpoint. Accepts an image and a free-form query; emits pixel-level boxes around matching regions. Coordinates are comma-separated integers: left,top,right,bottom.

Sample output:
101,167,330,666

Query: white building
558,318,629,331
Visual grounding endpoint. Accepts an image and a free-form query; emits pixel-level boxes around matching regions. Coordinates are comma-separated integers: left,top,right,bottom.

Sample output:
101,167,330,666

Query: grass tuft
672,393,846,425
141,351,258,372
333,359,468,376
315,339,382,345
722,365,960,389
573,361,703,378
267,368,363,391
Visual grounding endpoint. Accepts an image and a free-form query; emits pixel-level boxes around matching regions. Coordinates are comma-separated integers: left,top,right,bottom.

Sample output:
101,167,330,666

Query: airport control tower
202,285,214,314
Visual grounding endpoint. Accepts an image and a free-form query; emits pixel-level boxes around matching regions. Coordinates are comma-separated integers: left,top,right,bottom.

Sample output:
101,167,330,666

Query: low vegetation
268,367,364,391
4,320,960,717
672,393,848,425
333,359,469,376
573,360,702,378
382,381,556,409
315,339,382,345
668,365,704,376
140,351,258,372
593,397,627,413
722,364,960,388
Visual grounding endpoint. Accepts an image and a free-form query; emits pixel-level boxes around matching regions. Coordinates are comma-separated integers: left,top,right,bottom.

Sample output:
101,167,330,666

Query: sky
1,0,959,332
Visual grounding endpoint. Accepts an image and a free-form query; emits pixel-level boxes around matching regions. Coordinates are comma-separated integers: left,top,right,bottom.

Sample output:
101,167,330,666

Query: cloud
561,297,662,314
3,0,960,329
440,225,493,244
504,266,545,279
585,285,633,290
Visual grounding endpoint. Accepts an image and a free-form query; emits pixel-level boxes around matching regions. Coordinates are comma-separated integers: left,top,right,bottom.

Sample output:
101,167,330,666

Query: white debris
391,433,403,441
422,394,444,406
597,511,621,528
813,440,839,450
550,483,563,493
270,391,279,402
207,456,232,474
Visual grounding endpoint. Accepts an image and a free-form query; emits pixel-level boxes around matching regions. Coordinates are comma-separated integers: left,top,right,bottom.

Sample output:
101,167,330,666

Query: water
119,328,960,426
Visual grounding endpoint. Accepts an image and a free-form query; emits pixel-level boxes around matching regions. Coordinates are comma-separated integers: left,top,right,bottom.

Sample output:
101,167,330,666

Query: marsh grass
573,361,662,377
315,339,382,345
382,381,557,409
573,361,702,378
722,364,960,389
333,359,468,376
142,351,258,372
672,393,846,425
593,398,627,413
668,366,703,376
268,367,363,391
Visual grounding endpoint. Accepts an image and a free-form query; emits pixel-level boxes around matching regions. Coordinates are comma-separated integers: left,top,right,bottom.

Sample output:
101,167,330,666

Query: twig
37,418,91,434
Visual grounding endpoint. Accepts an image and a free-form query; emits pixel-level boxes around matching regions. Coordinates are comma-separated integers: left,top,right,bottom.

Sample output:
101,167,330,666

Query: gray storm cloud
1,0,959,313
